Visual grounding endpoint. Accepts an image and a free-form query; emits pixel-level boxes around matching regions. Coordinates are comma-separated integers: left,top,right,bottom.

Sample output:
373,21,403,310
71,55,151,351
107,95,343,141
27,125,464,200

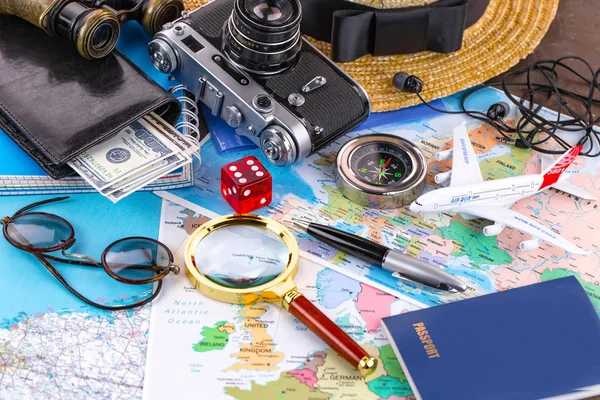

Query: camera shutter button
224,106,243,128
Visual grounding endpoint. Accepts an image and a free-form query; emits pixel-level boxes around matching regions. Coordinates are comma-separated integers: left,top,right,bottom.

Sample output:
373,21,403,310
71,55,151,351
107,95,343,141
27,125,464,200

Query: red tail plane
538,146,583,191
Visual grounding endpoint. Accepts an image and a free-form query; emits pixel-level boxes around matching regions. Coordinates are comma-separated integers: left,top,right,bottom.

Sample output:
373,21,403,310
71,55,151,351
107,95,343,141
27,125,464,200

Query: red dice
221,156,272,214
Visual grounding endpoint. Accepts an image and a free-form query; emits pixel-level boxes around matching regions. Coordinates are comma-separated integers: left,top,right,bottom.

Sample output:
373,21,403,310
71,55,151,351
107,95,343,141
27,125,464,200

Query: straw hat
183,0,559,112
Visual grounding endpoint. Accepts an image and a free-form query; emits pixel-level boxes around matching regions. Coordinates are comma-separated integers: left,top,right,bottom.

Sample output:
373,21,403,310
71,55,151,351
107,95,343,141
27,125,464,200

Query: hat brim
183,0,559,112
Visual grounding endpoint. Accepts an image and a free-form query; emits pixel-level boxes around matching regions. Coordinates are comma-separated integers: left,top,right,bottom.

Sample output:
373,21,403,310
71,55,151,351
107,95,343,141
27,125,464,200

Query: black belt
300,0,490,62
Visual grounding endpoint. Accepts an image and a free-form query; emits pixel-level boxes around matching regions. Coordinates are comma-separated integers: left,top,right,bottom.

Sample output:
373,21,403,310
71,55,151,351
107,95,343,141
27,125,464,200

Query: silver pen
293,220,467,292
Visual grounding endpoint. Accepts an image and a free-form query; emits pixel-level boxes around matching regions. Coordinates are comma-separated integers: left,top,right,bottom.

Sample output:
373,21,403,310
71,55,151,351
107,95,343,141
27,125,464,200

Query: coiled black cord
396,56,600,157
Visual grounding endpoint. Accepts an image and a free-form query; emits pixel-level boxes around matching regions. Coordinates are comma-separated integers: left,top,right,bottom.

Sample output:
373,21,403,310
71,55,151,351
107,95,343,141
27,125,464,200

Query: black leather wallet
0,16,181,179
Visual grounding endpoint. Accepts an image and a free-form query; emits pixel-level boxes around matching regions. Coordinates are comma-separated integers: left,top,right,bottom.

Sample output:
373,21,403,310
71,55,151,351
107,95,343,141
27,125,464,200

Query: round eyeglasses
2,196,179,310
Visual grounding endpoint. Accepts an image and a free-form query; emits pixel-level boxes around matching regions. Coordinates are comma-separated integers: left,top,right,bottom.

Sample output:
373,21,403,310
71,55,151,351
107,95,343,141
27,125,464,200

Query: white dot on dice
222,189,227,196
260,198,266,204
234,172,242,178
247,159,254,165
251,166,259,171
239,178,247,183
256,171,264,177
244,189,251,196
229,166,237,171
228,188,232,195
233,187,237,194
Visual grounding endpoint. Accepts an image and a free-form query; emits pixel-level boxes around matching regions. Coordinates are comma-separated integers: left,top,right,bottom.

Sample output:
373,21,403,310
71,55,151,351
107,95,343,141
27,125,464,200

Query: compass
336,134,427,209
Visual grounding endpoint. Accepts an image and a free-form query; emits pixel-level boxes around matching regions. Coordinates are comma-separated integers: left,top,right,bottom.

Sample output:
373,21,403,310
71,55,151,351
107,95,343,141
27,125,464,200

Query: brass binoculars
0,0,184,59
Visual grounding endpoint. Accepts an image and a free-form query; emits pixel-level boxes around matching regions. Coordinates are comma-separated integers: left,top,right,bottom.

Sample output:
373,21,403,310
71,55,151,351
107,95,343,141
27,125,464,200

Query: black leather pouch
0,16,181,179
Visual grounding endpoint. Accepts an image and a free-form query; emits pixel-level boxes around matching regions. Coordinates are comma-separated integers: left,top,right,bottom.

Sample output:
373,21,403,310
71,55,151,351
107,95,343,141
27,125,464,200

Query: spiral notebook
381,277,600,400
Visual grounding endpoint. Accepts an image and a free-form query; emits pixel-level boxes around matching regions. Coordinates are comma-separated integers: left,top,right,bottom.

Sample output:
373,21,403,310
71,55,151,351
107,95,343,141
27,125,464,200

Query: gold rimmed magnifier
184,214,377,375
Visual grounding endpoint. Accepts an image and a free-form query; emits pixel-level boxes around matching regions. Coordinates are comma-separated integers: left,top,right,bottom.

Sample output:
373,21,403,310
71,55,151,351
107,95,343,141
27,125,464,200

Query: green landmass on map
480,148,532,179
379,344,407,382
366,375,413,398
436,220,513,266
192,321,234,353
381,215,412,228
540,268,600,314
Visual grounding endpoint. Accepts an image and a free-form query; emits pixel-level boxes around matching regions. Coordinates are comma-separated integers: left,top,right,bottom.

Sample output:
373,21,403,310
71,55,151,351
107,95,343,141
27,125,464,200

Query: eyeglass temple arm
12,196,70,217
46,252,174,273
33,252,161,311
32,252,112,308
44,253,103,267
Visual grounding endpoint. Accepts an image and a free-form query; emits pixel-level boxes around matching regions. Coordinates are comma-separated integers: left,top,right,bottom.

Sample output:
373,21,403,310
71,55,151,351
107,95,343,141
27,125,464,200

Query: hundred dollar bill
106,155,192,202
102,152,190,195
143,112,200,156
68,118,182,191
100,114,198,197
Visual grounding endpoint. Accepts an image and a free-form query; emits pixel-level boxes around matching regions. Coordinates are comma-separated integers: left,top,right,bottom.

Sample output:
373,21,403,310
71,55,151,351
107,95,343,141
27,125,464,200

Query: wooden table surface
494,0,600,113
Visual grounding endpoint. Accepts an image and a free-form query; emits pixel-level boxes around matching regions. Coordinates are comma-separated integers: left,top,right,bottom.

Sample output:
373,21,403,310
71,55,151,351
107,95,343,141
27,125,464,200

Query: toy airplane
409,122,597,255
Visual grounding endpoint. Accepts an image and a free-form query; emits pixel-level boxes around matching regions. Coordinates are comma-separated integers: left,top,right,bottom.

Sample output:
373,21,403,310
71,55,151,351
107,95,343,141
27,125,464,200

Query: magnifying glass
184,214,378,375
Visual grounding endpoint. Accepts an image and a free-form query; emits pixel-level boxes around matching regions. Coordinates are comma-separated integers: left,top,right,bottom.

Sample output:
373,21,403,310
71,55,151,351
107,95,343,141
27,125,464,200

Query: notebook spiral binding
169,85,202,165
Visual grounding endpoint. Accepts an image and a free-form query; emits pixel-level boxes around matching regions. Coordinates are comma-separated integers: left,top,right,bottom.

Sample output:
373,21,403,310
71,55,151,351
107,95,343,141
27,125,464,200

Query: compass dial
336,134,427,209
350,143,414,186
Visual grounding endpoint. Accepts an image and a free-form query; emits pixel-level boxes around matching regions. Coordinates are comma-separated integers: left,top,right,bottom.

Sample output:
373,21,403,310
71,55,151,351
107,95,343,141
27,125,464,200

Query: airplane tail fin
538,146,583,191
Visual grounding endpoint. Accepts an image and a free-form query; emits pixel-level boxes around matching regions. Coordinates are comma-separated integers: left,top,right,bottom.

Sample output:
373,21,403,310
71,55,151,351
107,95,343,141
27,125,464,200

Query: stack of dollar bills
69,113,199,202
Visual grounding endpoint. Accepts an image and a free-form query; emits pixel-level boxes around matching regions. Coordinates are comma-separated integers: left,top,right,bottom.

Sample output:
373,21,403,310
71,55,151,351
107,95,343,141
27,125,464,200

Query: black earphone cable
396,56,600,157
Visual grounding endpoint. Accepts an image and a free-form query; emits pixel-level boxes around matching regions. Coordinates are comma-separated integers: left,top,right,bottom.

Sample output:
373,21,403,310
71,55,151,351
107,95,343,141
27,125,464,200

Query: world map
166,87,600,314
142,200,421,399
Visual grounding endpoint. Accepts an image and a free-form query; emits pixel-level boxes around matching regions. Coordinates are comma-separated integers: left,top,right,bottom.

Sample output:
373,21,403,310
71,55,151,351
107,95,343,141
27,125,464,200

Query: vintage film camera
148,0,370,166
0,0,183,59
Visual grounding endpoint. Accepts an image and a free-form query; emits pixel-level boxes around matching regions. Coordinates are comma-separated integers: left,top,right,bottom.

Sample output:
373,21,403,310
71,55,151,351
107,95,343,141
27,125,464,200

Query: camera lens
252,3,283,21
222,0,302,75
247,0,292,24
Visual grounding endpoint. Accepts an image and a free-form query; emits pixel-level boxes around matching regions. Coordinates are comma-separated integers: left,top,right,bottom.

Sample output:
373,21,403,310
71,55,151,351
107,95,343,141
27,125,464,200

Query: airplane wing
461,205,589,255
551,180,598,200
449,122,484,187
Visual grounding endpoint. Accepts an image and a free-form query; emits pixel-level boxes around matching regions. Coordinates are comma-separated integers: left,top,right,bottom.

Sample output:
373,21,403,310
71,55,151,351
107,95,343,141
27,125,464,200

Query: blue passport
381,277,600,400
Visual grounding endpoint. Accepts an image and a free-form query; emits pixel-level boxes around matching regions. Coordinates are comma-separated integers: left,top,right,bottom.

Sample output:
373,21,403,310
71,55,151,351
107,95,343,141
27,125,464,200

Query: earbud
393,72,423,94
487,102,510,120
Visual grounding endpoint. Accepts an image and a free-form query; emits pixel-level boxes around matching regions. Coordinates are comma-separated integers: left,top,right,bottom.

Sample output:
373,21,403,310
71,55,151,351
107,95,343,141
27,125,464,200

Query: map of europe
167,87,600,314
142,200,421,399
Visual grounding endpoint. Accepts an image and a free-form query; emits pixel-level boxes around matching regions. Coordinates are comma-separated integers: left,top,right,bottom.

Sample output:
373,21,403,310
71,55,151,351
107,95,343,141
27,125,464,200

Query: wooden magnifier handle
283,291,377,376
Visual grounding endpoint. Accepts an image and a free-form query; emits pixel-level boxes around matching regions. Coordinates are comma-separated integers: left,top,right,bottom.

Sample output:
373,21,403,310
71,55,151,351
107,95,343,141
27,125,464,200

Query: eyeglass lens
6,213,72,250
104,238,171,282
